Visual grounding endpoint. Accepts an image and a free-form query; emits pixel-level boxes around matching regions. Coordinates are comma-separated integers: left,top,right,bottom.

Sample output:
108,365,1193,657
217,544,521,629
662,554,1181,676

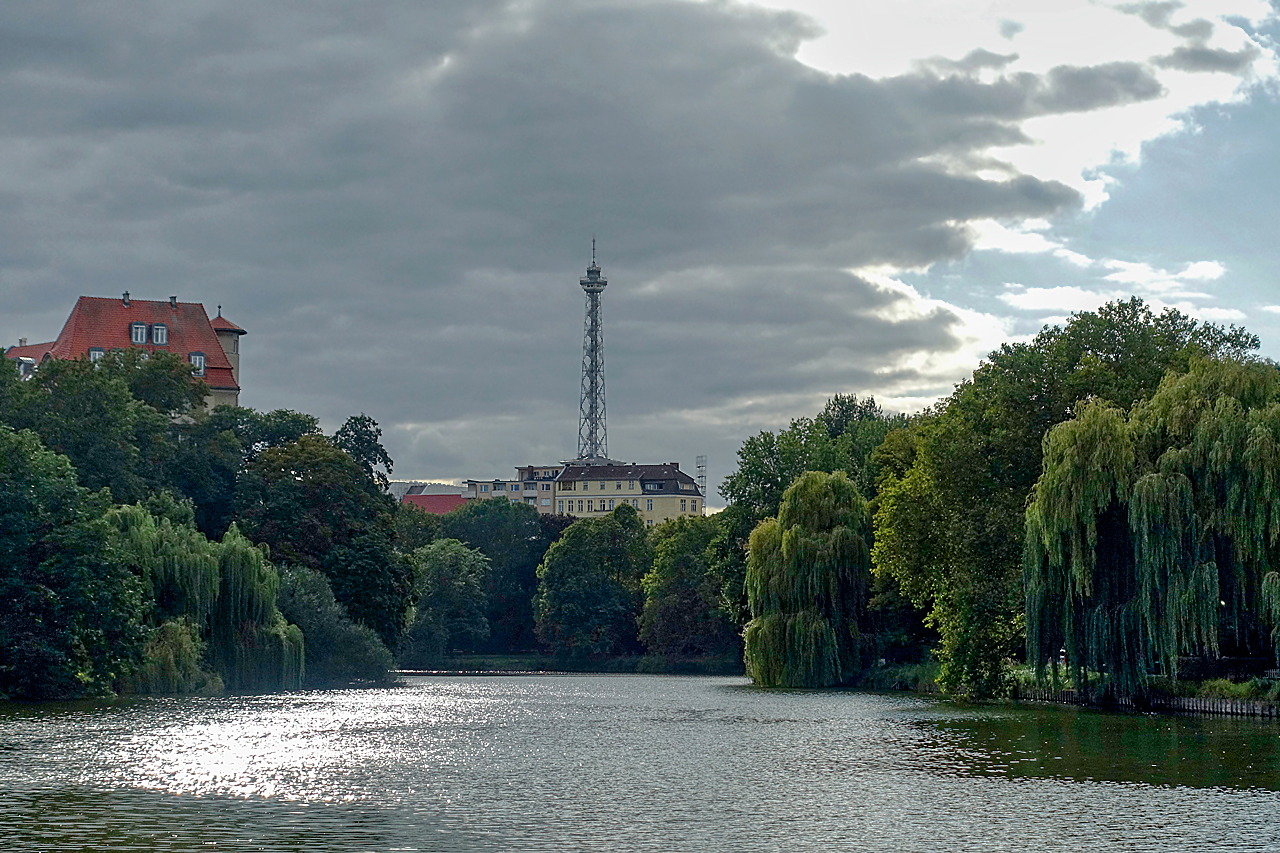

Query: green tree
743,470,872,687
1025,358,1280,698
235,434,410,647
0,356,167,503
96,348,207,417
276,564,394,687
167,406,323,538
399,539,492,666
107,504,304,694
442,499,567,653
0,427,146,699
396,501,443,552
641,515,739,660
534,503,652,656
719,394,905,640
721,417,837,531
334,412,394,492
873,299,1259,696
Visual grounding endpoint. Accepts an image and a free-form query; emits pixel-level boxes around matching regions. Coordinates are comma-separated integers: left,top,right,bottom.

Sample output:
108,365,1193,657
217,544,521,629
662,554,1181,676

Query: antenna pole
578,246,608,460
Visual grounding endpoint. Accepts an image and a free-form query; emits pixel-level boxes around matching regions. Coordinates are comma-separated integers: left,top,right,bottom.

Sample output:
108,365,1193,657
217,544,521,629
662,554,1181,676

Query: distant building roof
5,295,241,392
557,462,702,496
209,313,247,335
4,341,55,362
402,493,468,514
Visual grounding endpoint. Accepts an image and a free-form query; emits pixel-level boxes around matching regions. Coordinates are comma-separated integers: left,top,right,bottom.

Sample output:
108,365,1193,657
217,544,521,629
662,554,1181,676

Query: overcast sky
3,0,1278,504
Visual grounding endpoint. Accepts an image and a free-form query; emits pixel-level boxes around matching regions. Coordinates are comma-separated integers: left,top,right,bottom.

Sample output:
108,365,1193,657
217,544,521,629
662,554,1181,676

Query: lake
3,674,1279,851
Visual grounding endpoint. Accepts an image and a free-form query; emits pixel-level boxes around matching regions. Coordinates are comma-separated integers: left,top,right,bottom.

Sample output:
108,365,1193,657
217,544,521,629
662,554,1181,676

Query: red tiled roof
33,296,239,391
4,341,55,361
210,314,246,334
402,493,468,515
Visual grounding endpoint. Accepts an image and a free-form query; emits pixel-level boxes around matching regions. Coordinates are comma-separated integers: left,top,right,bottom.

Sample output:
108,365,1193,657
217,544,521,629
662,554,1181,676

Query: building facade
553,461,702,526
463,461,703,525
4,293,244,408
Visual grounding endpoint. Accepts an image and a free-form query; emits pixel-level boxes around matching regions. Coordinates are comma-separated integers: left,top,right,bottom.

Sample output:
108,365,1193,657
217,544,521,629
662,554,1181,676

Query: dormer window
130,322,148,344
152,323,168,345
189,351,205,376
88,347,105,363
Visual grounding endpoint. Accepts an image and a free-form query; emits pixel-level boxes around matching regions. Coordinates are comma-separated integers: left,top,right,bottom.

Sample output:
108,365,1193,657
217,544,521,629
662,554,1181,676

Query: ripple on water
3,676,1280,852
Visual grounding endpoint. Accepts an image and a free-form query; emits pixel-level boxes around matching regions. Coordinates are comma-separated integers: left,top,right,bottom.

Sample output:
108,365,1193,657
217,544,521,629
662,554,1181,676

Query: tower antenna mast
577,244,609,460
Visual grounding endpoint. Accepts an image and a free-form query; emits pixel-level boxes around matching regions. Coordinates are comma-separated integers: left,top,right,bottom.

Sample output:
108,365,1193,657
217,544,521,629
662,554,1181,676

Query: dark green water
3,674,1279,851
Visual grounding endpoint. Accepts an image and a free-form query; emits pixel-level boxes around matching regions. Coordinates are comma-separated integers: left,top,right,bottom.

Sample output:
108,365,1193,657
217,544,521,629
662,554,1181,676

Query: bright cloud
1000,284,1127,312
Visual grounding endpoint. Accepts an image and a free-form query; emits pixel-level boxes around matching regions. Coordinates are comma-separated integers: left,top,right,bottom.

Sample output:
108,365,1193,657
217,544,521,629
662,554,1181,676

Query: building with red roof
4,293,246,408
401,493,468,515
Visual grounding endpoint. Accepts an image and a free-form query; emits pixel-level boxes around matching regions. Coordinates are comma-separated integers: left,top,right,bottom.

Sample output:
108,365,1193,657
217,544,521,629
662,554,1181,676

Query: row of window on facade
477,482,554,493
88,344,206,376
555,498,697,515
560,480,648,492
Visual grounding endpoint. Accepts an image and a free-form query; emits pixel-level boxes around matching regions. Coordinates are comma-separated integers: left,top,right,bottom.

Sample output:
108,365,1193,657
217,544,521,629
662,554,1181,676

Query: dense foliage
743,470,871,687
7,294,1278,702
235,432,411,648
534,503,652,657
1026,358,1280,698
870,298,1259,696
399,539,493,666
0,426,146,698
641,515,739,660
0,355,406,698
441,499,570,653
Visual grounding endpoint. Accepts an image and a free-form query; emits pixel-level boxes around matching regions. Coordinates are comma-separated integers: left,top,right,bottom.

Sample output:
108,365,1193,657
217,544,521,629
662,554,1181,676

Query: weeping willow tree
109,506,303,693
210,526,304,692
1025,358,1280,698
744,470,871,687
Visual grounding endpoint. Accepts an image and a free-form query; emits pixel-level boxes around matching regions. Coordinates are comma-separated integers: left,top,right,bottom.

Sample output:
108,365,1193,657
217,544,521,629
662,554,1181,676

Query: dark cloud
1035,62,1165,112
1120,1,1215,40
0,0,1222,494
1154,44,1261,73
917,48,1020,75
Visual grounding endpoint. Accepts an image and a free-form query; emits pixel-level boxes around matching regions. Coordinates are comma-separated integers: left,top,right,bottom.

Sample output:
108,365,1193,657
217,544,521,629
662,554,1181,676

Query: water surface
3,674,1279,851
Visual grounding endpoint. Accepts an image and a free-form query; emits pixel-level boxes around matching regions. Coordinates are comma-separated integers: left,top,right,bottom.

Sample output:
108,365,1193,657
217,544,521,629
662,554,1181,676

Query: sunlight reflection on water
4,675,1280,852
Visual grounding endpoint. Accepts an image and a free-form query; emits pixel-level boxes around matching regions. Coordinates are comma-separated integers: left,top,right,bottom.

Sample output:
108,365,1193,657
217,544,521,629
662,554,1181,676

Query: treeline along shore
6,297,1280,709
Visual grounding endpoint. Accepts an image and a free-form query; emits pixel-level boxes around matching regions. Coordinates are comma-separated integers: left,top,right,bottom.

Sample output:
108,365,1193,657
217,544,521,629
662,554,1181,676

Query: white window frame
152,323,168,345
188,351,205,376
88,347,105,363
130,322,147,344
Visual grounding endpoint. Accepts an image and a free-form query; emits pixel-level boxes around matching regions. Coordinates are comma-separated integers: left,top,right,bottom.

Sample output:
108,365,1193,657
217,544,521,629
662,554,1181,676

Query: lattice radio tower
577,241,608,460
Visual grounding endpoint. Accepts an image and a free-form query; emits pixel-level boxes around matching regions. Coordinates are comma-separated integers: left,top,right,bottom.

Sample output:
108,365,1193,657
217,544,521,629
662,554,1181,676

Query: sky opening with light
3,0,1278,505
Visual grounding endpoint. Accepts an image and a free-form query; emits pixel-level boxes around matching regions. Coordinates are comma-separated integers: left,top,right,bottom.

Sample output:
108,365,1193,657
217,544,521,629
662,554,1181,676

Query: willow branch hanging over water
108,505,304,693
744,470,871,688
1025,358,1280,698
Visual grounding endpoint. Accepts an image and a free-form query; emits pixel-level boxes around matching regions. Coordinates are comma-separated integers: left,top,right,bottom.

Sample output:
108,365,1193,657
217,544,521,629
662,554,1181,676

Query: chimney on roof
18,338,26,347
122,291,130,307
169,296,177,307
